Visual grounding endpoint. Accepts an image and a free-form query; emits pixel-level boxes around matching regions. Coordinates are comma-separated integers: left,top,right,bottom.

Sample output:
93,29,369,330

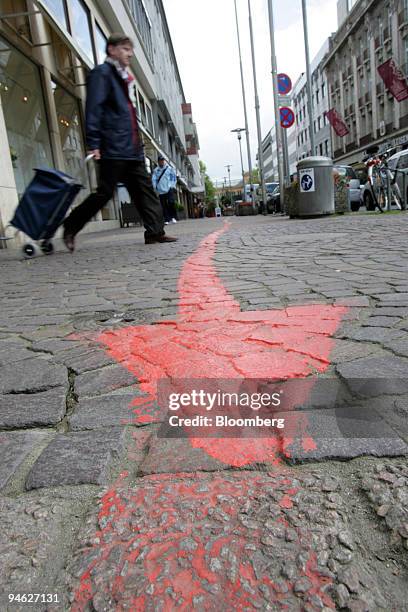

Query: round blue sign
278,73,292,95
301,174,314,191
280,106,295,129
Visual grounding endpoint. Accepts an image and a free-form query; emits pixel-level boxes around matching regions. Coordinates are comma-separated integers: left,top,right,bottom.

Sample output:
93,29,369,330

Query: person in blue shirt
152,156,178,224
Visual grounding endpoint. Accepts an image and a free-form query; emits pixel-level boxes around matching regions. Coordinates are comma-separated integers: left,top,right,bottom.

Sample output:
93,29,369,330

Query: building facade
293,39,332,161
0,0,202,247
323,0,408,164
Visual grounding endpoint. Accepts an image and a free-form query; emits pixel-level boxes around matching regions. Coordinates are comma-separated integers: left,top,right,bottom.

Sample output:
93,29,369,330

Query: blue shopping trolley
8,155,93,258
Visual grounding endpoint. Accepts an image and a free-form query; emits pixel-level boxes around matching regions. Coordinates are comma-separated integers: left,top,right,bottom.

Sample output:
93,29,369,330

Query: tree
248,168,260,184
199,160,216,204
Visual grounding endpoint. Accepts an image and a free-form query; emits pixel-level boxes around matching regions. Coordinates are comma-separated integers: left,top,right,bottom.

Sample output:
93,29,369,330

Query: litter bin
297,156,334,217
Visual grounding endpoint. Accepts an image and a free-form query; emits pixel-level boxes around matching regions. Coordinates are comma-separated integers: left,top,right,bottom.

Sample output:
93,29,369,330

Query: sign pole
267,0,285,211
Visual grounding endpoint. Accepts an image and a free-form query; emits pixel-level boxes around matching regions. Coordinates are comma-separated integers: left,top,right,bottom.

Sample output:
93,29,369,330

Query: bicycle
365,150,405,212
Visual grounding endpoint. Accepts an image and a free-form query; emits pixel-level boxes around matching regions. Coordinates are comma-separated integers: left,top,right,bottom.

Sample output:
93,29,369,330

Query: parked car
333,165,361,211
359,148,408,210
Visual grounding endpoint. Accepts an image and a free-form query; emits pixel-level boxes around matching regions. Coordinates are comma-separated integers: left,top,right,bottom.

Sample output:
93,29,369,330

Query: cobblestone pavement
0,214,407,611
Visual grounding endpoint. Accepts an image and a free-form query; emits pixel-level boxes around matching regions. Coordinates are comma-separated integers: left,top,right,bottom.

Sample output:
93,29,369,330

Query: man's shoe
63,230,75,253
171,218,177,223
145,235,178,245
164,221,169,225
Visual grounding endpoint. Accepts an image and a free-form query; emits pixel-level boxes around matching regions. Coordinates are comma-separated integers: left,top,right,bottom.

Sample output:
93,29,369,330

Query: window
318,116,321,130
319,143,323,155
0,38,53,197
325,140,329,155
69,0,94,63
146,104,154,135
95,24,107,64
126,0,153,64
42,0,68,28
138,91,146,124
316,89,319,103
52,80,90,194
398,153,408,170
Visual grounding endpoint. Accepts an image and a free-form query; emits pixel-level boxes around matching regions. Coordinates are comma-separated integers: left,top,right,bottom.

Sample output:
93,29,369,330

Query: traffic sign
277,73,292,95
280,106,295,129
299,168,315,193
278,95,291,106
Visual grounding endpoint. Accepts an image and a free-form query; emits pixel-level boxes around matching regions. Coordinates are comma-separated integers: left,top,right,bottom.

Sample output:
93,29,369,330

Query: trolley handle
74,153,95,184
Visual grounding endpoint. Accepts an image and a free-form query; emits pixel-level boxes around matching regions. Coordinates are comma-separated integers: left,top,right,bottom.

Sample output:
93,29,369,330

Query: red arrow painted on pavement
72,222,348,610
96,222,347,466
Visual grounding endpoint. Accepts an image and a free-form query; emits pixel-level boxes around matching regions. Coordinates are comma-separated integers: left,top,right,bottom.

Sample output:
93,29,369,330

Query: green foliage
199,160,216,204
249,168,260,183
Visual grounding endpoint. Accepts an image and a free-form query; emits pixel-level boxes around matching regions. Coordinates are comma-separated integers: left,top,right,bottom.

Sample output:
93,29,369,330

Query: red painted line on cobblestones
71,222,347,610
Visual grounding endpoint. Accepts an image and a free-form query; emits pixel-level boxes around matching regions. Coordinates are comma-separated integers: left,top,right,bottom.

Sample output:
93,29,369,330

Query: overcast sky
162,0,338,184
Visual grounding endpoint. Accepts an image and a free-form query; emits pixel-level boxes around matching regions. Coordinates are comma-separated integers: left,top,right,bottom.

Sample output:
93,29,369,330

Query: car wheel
364,192,374,211
350,203,360,212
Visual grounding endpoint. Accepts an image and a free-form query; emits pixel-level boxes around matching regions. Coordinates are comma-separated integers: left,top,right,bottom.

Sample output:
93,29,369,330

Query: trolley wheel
40,240,54,255
23,243,37,258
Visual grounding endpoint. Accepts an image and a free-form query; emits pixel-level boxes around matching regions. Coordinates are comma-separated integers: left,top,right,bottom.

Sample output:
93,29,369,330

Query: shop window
95,24,107,64
42,0,68,29
51,80,90,194
69,0,94,63
0,38,53,197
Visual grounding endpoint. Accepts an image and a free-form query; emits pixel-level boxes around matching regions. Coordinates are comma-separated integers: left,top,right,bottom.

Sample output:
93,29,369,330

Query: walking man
63,33,177,251
152,156,178,224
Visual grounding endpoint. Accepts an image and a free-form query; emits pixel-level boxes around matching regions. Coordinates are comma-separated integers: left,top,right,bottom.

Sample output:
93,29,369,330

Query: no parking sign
299,168,315,193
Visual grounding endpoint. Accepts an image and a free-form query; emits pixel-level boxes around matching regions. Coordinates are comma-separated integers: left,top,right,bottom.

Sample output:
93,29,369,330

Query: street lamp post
248,0,267,214
267,0,285,210
302,0,315,155
231,128,246,201
233,0,254,204
225,164,232,204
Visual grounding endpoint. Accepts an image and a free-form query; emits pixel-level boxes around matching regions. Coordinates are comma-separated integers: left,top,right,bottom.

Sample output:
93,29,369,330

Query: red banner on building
377,58,408,102
325,108,349,137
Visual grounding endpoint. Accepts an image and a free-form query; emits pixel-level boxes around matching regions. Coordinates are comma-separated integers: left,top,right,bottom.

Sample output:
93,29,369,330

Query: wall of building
292,39,332,161
324,0,408,164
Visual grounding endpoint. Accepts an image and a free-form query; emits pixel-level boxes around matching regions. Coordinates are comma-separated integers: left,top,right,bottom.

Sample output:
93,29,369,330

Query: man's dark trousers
159,189,177,223
64,159,165,239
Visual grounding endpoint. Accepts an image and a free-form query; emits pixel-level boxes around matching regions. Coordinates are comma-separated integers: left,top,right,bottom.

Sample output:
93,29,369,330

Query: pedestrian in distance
62,33,177,252
152,156,178,224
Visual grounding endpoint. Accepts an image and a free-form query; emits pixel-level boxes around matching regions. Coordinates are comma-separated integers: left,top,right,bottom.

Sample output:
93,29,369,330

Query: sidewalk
0,214,407,611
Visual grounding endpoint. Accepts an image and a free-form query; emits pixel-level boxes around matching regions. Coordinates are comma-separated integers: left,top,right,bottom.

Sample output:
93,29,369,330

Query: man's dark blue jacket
85,62,144,161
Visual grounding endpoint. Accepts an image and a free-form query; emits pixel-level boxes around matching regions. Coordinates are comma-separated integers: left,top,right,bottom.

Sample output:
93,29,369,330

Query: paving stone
336,355,408,396
346,327,404,344
0,387,67,429
0,346,34,366
70,394,139,430
282,407,408,462
383,338,408,358
0,431,48,490
0,357,67,394
330,339,379,363
365,317,401,327
26,428,126,489
75,365,137,398
139,435,226,475
55,349,116,374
